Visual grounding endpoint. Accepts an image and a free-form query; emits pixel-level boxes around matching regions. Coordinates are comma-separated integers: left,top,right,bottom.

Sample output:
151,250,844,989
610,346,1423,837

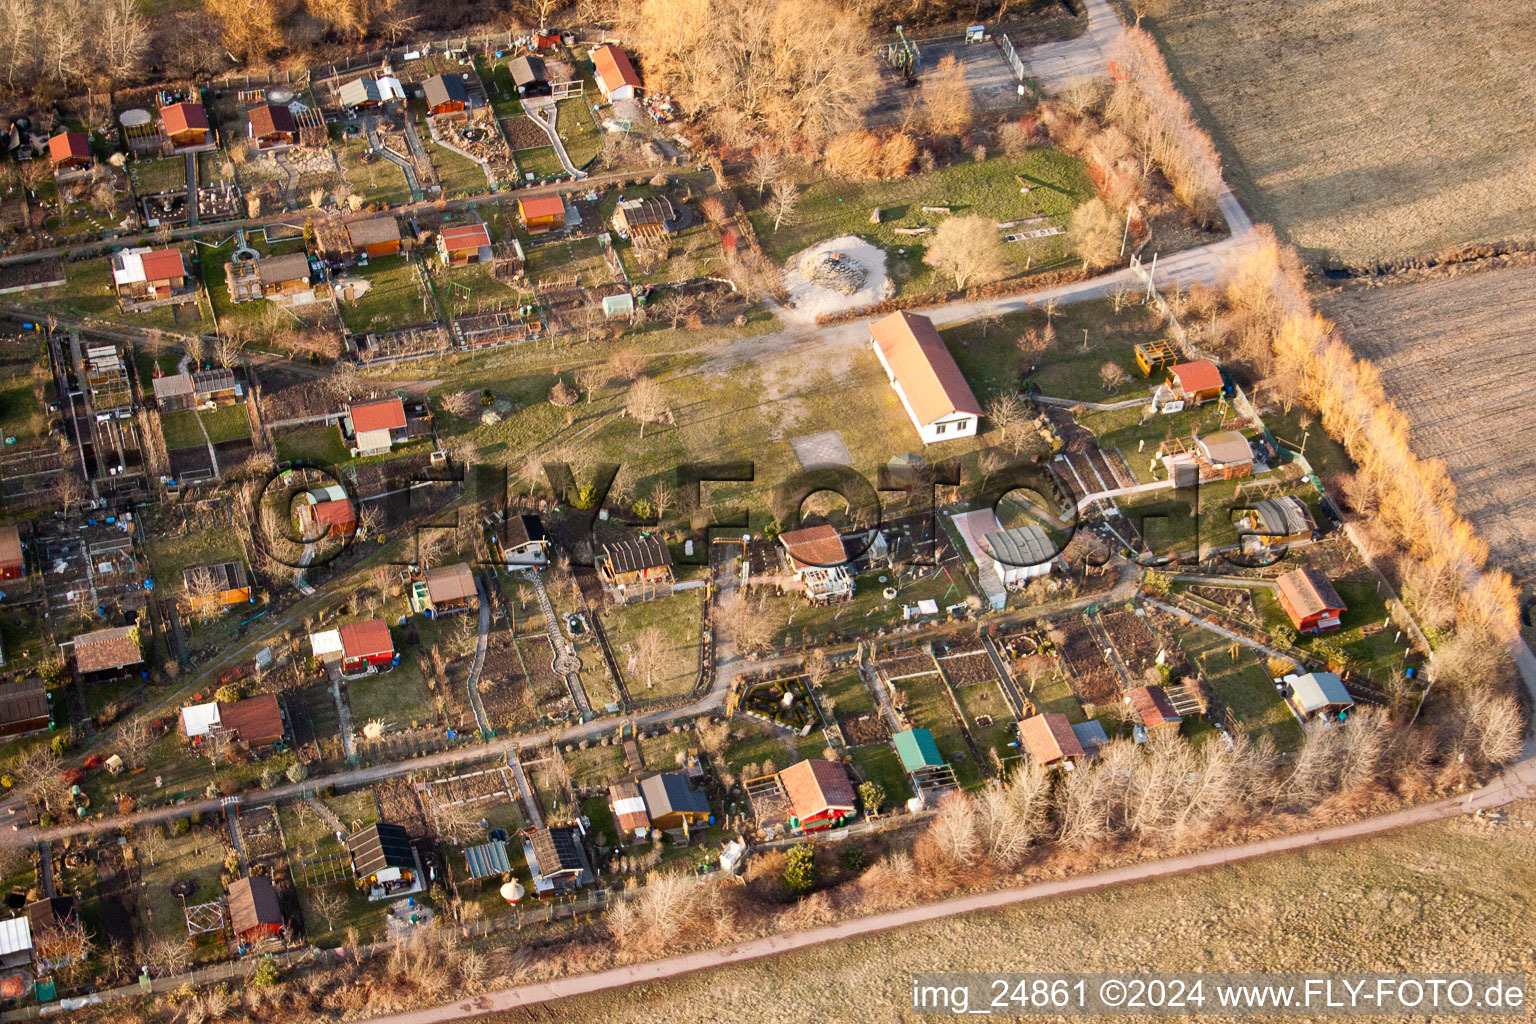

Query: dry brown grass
481,805,1536,1023
1319,264,1536,582
1148,0,1536,264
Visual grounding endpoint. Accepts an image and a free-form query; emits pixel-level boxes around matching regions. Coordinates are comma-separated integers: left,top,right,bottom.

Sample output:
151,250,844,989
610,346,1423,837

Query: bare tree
804,647,830,688
183,332,205,368
145,935,190,978
215,331,247,370
608,347,647,382
183,565,223,624
355,502,383,543
117,717,154,771
574,362,607,404
657,292,691,330
749,151,783,195
1098,360,1127,393
923,55,974,136
925,215,1008,291
985,393,1026,445
309,885,348,935
626,376,669,439
32,916,92,977
928,791,980,865
977,448,1007,490
633,627,668,691
769,180,800,232
649,479,677,523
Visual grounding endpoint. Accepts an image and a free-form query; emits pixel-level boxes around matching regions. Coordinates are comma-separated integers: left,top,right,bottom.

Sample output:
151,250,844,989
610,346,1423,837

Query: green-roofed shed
893,728,945,772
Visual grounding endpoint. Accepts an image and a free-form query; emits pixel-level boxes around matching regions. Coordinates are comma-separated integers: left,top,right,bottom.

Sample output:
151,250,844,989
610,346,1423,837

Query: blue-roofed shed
464,839,510,880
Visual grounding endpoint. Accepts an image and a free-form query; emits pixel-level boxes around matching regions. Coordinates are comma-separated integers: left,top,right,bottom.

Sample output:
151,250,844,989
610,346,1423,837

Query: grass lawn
948,676,1016,769
773,567,975,649
891,671,982,789
555,95,602,168
297,877,389,946
476,59,528,119
521,233,607,284
159,409,205,450
130,156,188,195
274,423,350,466
721,717,793,778
745,149,1093,296
18,256,185,332
565,742,627,788
530,812,1536,1021
940,298,1167,407
603,589,705,702
1174,625,1303,750
198,403,252,443
340,255,430,333
0,379,43,441
820,670,876,715
430,142,490,197
1024,670,1086,722
847,742,909,808
336,137,413,207
347,660,438,731
432,261,529,318
513,146,565,181
145,525,246,584
136,828,230,949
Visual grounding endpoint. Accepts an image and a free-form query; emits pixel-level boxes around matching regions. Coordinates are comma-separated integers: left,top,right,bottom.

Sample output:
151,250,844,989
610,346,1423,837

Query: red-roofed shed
48,132,91,170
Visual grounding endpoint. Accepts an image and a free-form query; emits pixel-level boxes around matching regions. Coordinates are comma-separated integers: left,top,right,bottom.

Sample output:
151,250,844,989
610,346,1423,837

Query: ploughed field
1148,0,1536,265
1319,263,1536,582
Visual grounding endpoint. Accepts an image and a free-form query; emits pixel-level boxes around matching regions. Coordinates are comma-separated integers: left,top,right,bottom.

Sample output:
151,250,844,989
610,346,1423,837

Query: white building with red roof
111,247,189,304
591,45,642,102
868,311,983,444
346,396,408,456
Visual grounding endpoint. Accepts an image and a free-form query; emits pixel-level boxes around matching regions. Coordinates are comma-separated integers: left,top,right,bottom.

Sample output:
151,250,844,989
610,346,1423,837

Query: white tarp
310,629,344,657
180,701,222,738
0,916,31,956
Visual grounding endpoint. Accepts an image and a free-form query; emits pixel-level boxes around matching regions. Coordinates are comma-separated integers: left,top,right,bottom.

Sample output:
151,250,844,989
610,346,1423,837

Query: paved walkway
522,96,586,179
1144,595,1298,667
372,759,1536,1024
466,573,493,736
1073,476,1175,513
365,117,424,202
1022,0,1123,93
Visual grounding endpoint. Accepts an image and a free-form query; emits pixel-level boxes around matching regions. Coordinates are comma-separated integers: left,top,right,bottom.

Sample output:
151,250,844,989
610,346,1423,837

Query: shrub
49,734,68,756
172,817,191,836
783,843,818,895
214,683,244,703
824,129,883,180
287,761,309,784
842,845,866,872
251,955,280,987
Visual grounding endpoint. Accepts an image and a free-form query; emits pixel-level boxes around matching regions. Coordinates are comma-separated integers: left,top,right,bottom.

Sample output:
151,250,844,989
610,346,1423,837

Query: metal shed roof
983,524,1054,568
464,840,510,879
893,728,945,771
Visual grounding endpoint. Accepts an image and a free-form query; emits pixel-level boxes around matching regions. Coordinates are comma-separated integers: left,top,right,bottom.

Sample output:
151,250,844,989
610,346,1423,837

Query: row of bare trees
1228,230,1522,669
926,702,1520,871
1104,28,1226,226
0,0,147,91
